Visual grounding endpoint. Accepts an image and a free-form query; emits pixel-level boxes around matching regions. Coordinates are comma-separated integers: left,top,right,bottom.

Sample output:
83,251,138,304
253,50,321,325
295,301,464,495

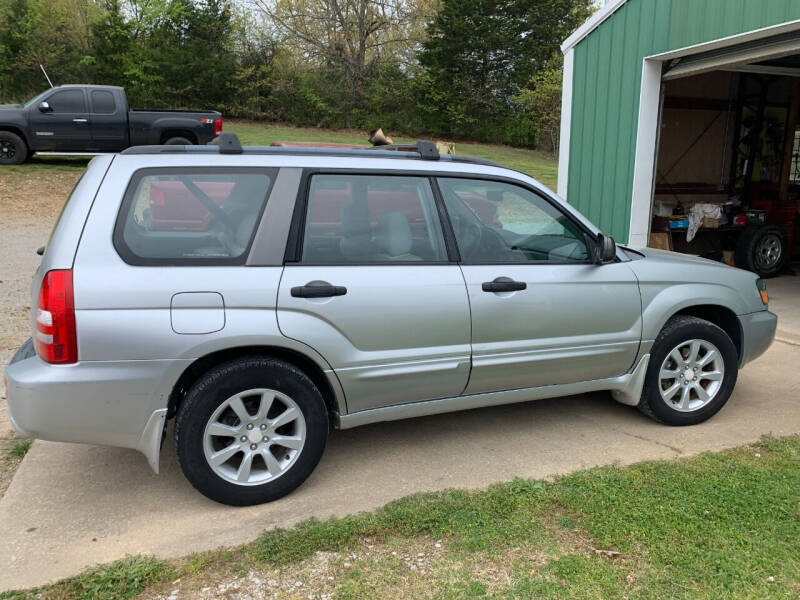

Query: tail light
214,118,223,136
34,269,77,364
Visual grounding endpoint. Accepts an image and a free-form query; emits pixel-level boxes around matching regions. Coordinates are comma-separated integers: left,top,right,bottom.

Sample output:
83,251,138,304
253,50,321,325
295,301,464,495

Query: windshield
24,89,51,108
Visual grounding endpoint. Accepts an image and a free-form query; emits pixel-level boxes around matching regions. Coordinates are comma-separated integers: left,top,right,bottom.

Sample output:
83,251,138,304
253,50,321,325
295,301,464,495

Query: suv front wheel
639,315,738,425
175,357,328,505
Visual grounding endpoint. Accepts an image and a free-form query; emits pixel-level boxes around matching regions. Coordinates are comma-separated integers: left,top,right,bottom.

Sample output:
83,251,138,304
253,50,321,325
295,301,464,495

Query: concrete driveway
1,275,798,592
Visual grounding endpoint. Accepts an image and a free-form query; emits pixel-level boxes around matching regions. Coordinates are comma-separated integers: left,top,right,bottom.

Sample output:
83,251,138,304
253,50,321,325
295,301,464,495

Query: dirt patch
0,169,81,493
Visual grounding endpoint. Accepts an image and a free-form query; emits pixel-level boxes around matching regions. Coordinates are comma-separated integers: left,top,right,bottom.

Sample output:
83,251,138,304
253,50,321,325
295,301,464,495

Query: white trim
561,0,628,53
557,48,575,199
647,18,800,61
627,59,662,248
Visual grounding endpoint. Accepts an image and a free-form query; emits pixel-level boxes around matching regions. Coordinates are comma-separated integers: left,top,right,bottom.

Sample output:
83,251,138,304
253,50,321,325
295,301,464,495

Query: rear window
114,168,274,265
91,90,116,114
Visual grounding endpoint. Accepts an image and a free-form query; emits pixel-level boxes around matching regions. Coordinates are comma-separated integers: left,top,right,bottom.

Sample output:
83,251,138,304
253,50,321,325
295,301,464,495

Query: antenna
40,64,53,88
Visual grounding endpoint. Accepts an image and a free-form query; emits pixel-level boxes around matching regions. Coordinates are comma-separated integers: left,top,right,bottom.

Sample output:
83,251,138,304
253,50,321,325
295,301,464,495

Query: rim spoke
261,449,282,474
687,341,701,364
679,386,692,410
694,385,710,403
228,395,251,424
209,443,240,466
697,349,718,367
270,435,303,450
669,349,684,366
700,370,723,382
660,366,680,379
236,452,254,482
255,391,275,422
661,381,682,401
207,422,240,437
270,406,299,429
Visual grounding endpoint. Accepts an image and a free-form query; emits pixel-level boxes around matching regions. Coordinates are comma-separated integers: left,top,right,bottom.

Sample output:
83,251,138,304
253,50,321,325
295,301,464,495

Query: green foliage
416,0,591,146
0,555,174,600
516,53,565,152
0,0,586,148
6,437,32,459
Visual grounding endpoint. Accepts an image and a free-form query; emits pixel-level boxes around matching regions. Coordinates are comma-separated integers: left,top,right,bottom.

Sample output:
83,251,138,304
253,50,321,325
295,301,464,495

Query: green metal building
558,0,800,247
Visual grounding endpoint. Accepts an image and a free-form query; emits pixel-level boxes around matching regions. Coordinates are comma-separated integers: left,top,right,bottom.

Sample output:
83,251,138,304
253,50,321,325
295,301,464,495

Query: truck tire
735,224,787,278
175,357,328,506
164,136,193,145
0,131,28,165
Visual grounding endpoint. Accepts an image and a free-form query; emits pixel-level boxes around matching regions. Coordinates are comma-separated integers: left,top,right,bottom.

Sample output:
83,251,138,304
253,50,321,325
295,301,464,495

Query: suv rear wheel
175,357,328,505
638,315,738,425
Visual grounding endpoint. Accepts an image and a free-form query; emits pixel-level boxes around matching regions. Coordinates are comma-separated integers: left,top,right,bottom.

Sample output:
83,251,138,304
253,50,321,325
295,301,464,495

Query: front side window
300,174,448,263
46,90,86,113
116,169,273,264
437,178,589,263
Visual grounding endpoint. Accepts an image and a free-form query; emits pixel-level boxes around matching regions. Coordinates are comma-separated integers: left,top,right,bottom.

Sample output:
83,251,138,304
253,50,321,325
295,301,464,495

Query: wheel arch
159,129,197,144
0,125,28,146
167,345,345,427
667,304,743,362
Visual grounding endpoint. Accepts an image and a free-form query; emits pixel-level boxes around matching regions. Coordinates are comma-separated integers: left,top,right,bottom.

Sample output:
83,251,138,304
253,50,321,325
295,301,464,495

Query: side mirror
38,101,52,113
592,233,617,264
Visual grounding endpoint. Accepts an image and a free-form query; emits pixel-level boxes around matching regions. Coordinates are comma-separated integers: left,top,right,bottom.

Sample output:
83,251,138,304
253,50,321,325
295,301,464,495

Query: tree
516,53,563,153
252,0,434,124
417,0,591,145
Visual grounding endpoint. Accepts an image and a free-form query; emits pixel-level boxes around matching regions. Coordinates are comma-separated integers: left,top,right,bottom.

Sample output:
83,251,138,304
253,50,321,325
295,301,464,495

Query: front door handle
291,281,347,298
481,278,527,293
72,118,88,124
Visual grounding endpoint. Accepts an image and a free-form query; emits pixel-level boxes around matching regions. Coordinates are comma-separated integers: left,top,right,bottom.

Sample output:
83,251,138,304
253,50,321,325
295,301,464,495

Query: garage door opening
650,69,800,276
647,39,800,280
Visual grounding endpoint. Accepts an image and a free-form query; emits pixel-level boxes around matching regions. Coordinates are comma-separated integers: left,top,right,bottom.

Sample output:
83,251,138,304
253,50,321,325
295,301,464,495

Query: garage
558,0,800,287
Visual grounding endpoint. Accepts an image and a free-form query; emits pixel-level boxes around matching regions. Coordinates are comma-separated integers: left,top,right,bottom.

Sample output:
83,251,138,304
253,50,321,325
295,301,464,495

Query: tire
638,315,738,426
163,136,193,145
175,357,328,506
0,131,28,165
735,224,787,278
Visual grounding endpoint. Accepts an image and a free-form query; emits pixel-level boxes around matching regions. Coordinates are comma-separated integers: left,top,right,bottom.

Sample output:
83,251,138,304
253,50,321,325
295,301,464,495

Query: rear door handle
291,282,347,298
72,118,88,124
481,279,527,292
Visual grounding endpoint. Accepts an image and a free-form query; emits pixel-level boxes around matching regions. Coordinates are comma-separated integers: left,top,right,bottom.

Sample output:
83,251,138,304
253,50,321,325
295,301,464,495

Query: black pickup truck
0,84,222,164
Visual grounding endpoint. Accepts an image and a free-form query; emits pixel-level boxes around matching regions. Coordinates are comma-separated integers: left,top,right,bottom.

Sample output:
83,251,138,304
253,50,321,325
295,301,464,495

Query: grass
4,121,559,189
6,438,32,459
226,120,559,190
3,436,799,599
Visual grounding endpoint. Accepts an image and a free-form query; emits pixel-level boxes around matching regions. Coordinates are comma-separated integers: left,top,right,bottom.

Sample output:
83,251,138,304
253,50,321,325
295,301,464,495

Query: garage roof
561,0,628,53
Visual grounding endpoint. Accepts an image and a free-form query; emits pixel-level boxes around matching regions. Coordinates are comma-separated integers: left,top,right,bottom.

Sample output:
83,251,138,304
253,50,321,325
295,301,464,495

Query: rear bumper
5,351,190,471
738,310,777,367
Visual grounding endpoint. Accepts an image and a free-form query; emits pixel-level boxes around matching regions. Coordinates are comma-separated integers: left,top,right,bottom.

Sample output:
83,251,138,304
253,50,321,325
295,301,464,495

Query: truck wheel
638,315,738,426
0,131,28,165
164,136,193,145
175,357,328,506
735,224,787,278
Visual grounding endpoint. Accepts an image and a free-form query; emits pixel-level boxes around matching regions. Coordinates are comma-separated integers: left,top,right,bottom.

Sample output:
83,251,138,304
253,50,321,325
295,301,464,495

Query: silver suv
5,135,777,505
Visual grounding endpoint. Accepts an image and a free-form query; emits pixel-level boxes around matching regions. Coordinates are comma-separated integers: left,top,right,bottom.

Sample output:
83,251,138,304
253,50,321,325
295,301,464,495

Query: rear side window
114,168,274,265
299,174,448,263
91,90,116,114
47,89,86,113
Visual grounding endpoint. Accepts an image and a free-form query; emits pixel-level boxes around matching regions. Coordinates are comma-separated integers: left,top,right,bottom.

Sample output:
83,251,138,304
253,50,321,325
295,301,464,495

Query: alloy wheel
203,388,306,486
658,339,725,412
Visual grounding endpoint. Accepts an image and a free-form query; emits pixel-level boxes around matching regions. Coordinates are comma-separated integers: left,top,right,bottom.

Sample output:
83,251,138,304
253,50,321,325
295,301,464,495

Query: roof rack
120,132,502,168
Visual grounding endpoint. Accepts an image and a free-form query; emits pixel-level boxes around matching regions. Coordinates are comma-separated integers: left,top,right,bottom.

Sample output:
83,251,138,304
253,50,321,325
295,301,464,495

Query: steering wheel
456,218,484,259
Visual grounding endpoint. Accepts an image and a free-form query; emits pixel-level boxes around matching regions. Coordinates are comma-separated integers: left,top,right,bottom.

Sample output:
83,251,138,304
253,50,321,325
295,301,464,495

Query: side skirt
339,355,650,429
